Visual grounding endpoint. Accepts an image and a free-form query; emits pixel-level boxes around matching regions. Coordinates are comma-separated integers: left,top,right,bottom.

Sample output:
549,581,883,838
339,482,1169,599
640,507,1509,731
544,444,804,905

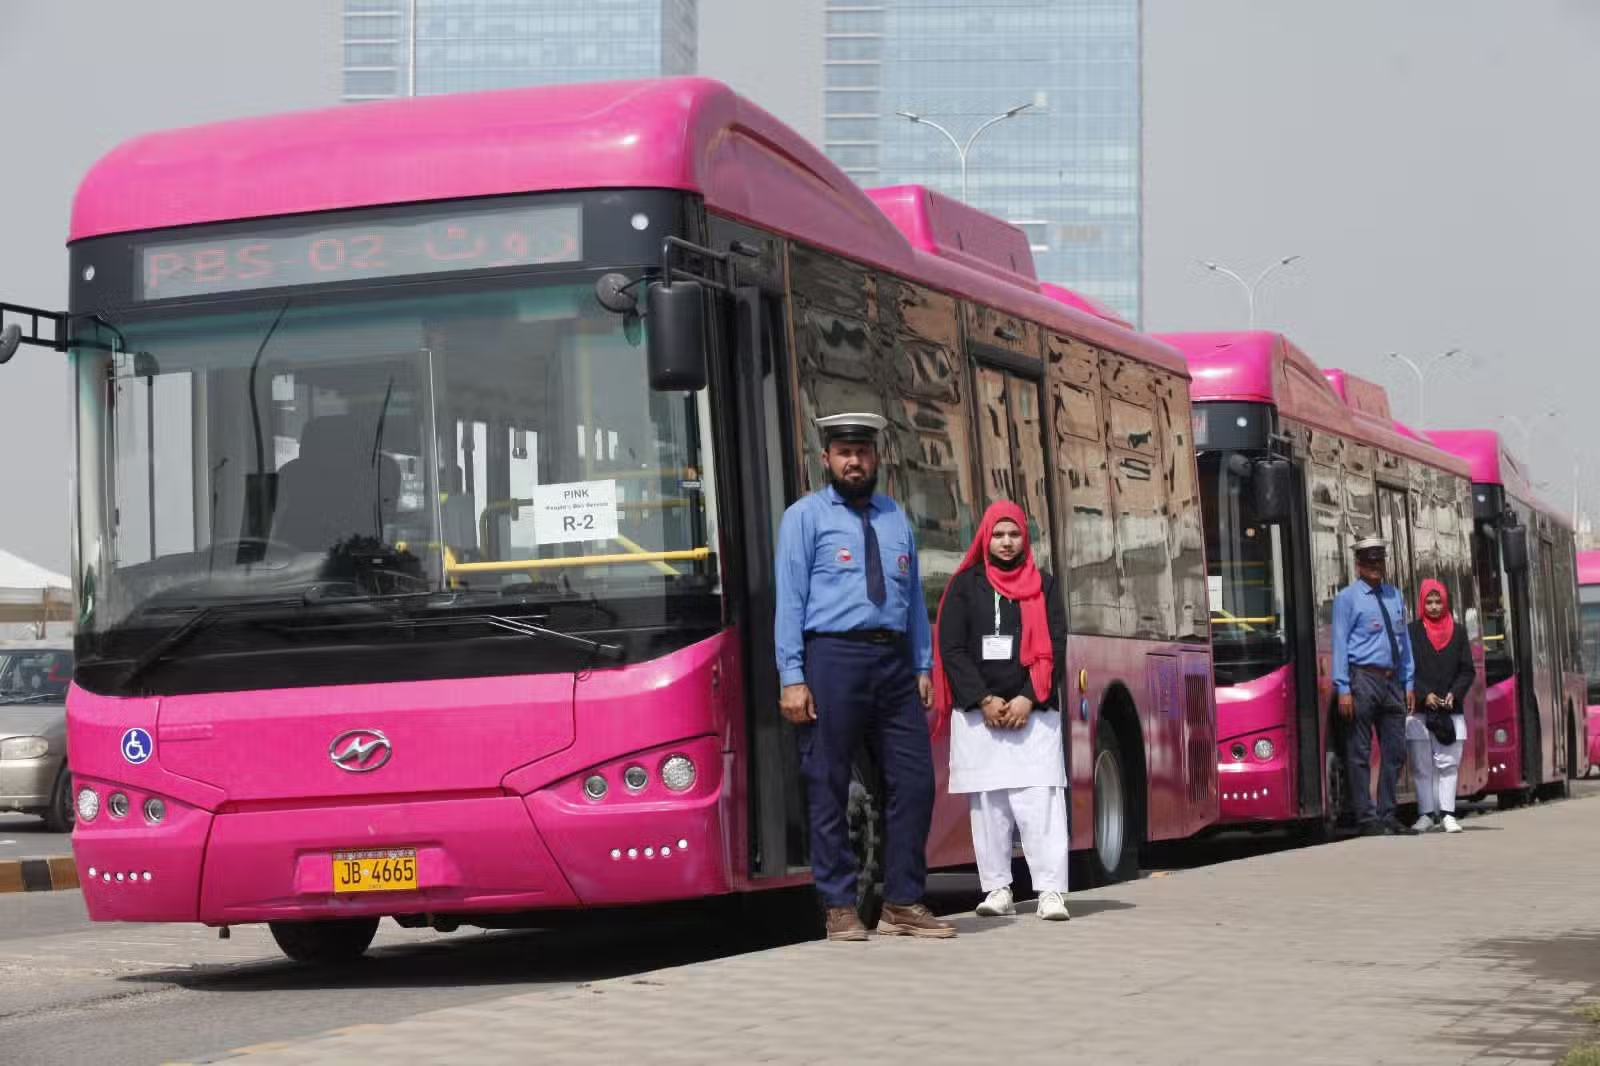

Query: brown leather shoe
876,902,956,939
825,906,869,942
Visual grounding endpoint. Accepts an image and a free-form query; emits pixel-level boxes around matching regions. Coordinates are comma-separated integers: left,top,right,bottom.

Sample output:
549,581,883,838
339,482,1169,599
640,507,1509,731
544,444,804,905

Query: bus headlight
623,765,649,793
107,792,130,819
1229,742,1247,762
583,774,608,801
76,788,99,822
1494,728,1509,745
0,736,48,760
1253,738,1275,761
661,755,696,792
143,797,166,824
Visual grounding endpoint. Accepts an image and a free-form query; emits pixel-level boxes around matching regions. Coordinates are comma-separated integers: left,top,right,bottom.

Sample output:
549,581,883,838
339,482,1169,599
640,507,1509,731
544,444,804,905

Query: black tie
1373,587,1401,668
859,509,886,606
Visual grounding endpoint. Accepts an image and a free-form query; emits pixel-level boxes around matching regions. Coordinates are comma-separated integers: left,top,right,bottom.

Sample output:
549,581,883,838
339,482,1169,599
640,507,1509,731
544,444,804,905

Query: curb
0,855,78,893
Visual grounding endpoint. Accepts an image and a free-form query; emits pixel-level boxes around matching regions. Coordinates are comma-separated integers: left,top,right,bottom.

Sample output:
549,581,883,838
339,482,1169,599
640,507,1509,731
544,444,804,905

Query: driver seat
272,415,401,553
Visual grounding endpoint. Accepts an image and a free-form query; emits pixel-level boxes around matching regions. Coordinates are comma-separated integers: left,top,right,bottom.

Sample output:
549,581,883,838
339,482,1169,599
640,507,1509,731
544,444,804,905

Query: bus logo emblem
329,729,393,773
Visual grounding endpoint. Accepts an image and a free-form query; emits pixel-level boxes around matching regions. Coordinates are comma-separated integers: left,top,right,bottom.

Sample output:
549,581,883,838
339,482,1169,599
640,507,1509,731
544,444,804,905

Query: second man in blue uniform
775,412,955,942
1333,536,1417,836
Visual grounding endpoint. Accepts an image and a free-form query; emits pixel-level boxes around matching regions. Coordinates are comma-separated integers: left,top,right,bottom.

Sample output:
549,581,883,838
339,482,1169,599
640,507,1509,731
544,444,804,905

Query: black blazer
938,566,1067,709
1407,619,1475,709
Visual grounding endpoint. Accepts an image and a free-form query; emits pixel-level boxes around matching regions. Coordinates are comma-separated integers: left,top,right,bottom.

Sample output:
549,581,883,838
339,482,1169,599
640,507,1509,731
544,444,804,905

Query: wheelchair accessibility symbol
120,727,153,765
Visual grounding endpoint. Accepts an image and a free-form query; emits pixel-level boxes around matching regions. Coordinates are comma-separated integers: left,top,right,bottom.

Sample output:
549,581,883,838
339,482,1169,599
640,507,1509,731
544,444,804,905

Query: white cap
814,412,887,442
1352,536,1388,556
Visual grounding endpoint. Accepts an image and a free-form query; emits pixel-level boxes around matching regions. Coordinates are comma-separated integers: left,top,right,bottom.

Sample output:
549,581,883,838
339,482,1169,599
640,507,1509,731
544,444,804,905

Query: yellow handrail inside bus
610,533,682,577
446,548,710,575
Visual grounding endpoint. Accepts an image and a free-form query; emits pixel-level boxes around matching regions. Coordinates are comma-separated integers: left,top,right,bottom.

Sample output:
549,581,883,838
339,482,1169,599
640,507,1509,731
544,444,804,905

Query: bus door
1536,533,1564,781
1505,527,1543,790
1284,458,1322,817
724,280,809,878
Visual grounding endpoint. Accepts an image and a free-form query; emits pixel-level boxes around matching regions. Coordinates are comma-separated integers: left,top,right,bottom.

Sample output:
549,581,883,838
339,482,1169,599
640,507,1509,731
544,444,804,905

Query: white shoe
976,886,1015,917
1441,814,1462,834
1411,815,1436,833
1037,891,1070,921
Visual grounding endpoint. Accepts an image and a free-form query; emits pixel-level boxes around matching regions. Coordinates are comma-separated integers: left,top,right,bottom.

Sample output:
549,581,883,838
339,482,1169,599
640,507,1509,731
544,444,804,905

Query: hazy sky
0,1,339,574
1144,0,1600,525
3,0,1597,575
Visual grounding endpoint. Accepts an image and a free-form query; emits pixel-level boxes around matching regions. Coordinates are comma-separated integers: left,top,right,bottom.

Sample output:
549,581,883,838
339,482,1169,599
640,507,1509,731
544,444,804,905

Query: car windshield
0,649,73,700
1199,451,1289,685
73,279,722,644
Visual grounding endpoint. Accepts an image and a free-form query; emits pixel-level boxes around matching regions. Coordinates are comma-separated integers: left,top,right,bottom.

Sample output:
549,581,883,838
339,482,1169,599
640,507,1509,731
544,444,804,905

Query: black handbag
1424,709,1457,746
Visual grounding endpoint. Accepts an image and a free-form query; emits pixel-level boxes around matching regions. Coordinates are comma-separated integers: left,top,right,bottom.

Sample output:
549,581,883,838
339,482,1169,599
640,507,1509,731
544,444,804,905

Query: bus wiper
476,614,625,663
114,595,301,691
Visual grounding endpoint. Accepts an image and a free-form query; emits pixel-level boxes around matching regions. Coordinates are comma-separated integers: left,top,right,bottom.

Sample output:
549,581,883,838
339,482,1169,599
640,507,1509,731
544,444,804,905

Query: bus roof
1428,429,1566,523
1157,330,1468,475
71,77,1178,373
1579,549,1600,587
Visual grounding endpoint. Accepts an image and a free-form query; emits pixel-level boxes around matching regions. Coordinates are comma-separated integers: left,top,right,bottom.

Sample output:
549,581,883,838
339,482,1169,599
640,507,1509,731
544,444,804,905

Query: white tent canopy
0,548,71,625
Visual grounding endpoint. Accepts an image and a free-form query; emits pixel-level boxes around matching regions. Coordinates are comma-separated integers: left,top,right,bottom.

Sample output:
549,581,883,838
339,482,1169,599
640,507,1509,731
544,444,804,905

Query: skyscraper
343,0,697,101
822,0,1141,321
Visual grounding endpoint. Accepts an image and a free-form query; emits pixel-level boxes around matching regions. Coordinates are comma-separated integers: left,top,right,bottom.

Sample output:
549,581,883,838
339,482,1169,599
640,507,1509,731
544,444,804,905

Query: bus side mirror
646,280,709,392
0,324,21,365
1500,524,1529,574
1252,457,1293,524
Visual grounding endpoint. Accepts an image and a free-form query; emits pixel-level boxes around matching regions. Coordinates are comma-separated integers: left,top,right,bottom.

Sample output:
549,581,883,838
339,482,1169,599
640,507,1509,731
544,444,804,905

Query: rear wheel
42,764,73,833
1088,721,1139,885
269,917,380,965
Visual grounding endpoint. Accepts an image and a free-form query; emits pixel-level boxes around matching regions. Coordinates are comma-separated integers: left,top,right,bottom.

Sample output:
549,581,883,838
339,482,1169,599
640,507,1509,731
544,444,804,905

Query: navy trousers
798,637,935,909
1347,668,1408,826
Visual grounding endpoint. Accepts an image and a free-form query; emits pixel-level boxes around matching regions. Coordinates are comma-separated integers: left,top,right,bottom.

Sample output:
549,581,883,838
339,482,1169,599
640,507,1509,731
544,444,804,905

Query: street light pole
1386,347,1462,427
1197,256,1301,330
895,103,1034,202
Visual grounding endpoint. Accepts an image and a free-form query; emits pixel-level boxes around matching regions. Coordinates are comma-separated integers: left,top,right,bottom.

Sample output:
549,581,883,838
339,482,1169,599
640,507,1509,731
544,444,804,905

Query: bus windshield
1581,585,1600,704
1199,451,1289,685
73,279,720,666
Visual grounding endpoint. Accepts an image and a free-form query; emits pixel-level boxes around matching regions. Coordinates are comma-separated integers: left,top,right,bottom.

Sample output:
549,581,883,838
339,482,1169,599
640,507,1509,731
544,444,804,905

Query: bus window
1580,585,1600,705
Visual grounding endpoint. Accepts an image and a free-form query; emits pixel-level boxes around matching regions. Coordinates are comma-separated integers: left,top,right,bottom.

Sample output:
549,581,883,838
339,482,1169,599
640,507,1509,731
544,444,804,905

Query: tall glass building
823,0,1141,321
343,0,697,101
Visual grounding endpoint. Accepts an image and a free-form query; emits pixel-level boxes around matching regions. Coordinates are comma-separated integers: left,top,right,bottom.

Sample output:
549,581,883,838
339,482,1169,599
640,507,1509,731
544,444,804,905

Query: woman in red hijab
1405,579,1476,833
934,500,1069,920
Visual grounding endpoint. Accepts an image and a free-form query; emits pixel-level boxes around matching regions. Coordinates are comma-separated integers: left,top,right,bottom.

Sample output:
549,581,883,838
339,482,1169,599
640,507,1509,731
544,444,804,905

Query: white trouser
1409,733,1465,815
969,785,1069,893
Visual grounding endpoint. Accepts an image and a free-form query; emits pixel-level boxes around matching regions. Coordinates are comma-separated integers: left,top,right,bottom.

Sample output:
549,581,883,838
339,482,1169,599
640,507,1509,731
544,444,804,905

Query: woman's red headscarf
1419,578,1454,652
931,500,1055,734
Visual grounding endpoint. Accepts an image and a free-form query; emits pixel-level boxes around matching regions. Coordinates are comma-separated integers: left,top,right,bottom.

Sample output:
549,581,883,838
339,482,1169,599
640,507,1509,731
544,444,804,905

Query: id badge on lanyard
982,589,1015,661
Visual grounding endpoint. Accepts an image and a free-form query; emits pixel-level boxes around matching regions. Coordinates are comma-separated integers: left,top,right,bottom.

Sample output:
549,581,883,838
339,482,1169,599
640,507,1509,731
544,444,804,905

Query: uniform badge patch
897,553,910,574
836,547,853,564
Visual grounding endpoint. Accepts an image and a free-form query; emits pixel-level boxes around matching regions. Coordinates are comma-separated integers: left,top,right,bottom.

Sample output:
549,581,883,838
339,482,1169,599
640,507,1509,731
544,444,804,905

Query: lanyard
993,589,1002,636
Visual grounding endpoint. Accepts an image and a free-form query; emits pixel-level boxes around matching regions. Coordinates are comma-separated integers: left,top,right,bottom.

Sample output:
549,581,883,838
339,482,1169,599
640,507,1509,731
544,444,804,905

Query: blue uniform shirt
1331,579,1415,695
774,485,932,687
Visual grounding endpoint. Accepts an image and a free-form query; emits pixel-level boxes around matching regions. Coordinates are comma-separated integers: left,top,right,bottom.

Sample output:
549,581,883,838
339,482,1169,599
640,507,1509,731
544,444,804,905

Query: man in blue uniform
1333,536,1417,836
775,412,955,942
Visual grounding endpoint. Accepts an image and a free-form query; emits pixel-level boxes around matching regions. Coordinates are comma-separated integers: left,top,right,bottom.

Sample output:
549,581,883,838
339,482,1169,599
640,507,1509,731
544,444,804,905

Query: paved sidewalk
235,798,1600,1066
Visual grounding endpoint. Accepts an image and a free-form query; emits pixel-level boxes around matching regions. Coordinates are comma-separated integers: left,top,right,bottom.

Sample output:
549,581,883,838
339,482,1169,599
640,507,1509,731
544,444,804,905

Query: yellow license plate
332,849,418,893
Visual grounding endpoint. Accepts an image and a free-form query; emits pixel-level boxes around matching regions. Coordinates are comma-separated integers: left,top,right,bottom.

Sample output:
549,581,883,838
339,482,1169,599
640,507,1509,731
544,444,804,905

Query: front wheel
846,759,884,928
42,764,73,833
1088,722,1140,886
269,917,380,965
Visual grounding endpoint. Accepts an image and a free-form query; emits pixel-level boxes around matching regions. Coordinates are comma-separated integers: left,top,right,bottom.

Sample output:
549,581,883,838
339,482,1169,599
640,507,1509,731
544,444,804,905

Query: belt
804,629,905,645
1353,664,1395,678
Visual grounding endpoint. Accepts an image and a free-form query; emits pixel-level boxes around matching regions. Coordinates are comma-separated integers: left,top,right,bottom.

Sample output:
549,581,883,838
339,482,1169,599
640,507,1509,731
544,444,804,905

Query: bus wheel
269,917,380,965
42,764,73,833
1304,750,1347,843
1496,789,1530,810
846,761,884,928
1089,722,1139,885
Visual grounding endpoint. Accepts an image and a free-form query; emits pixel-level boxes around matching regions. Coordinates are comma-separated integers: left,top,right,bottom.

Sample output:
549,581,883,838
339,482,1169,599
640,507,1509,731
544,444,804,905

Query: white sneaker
1411,815,1436,833
1441,814,1463,834
1037,891,1070,921
976,886,1015,917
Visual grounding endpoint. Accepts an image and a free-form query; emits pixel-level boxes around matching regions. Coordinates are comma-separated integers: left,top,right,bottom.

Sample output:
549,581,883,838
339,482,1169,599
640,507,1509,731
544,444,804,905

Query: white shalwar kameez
949,706,1069,893
1405,712,1467,815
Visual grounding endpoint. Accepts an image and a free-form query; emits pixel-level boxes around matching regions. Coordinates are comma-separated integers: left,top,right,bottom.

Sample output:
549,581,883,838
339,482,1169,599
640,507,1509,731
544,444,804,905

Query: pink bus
0,78,1215,962
1578,550,1600,770
1158,332,1489,833
1431,431,1588,802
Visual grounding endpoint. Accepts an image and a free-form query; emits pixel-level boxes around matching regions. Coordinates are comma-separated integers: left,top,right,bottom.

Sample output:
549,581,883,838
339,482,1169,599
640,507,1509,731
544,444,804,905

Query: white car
0,641,74,831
